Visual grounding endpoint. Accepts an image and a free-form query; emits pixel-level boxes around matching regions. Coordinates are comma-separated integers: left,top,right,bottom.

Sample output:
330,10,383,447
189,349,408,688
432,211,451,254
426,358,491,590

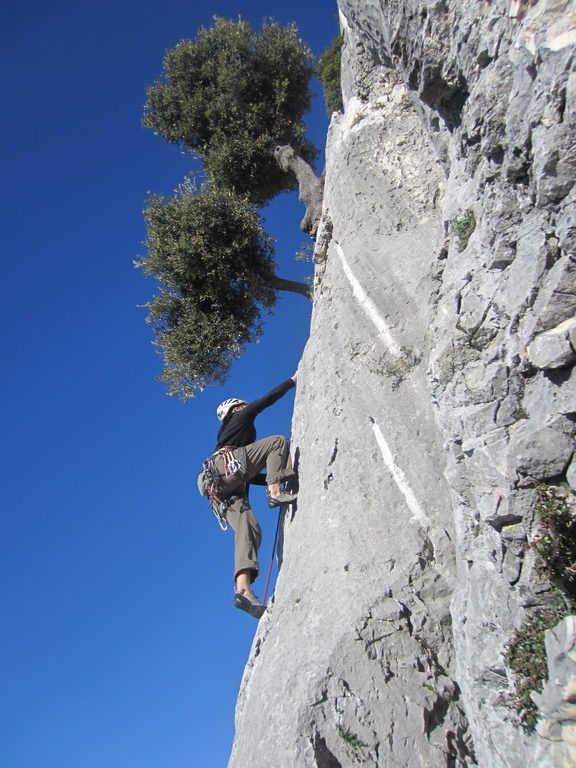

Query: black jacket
215,378,295,450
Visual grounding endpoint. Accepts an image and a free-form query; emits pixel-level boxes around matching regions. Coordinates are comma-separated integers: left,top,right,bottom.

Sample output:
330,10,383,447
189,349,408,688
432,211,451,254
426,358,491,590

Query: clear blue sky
0,2,336,766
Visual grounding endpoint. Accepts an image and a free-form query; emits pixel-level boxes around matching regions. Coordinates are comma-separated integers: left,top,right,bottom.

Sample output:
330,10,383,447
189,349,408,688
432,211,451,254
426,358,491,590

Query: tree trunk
273,145,324,239
269,273,311,299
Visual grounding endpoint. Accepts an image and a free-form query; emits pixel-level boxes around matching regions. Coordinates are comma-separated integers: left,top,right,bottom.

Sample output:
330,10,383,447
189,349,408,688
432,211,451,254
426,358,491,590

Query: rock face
228,2,576,766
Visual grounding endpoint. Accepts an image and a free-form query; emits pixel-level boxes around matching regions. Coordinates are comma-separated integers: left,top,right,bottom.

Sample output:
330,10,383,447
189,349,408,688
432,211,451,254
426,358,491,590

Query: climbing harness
197,446,247,530
198,445,284,607
197,456,229,530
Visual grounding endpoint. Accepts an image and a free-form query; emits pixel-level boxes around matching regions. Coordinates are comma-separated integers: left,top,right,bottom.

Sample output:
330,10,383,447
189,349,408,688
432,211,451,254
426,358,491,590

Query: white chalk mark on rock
334,242,403,356
370,418,430,527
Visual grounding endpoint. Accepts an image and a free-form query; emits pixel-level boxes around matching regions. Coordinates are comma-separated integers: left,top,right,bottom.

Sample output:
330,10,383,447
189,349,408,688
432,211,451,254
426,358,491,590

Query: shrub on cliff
505,485,576,729
317,34,343,114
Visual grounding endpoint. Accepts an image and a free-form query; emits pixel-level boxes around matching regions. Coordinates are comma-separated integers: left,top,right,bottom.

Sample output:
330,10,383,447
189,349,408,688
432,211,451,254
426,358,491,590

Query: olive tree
140,17,327,398
143,17,318,206
136,180,309,400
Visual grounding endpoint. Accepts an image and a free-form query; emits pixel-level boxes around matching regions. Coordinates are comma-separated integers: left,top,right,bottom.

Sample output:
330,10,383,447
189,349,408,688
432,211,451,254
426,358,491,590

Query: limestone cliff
229,2,576,766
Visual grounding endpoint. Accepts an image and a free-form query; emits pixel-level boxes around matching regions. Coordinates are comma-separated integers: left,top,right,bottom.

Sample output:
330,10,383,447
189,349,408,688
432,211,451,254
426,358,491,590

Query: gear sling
197,445,248,530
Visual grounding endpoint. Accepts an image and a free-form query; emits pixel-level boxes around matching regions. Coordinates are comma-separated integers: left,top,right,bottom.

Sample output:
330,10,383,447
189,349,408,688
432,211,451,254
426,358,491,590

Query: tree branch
268,273,311,299
273,144,324,239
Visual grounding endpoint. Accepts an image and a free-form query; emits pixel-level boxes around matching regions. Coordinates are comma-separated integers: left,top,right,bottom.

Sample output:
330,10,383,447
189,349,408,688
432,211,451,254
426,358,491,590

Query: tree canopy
140,17,322,399
143,17,316,205
137,181,278,400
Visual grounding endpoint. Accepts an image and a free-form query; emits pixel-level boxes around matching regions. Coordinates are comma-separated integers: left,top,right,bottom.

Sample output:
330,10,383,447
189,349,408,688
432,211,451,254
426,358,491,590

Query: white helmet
217,398,247,422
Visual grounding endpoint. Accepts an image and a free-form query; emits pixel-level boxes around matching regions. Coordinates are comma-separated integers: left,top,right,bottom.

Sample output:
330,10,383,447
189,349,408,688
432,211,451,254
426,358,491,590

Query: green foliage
370,346,422,389
532,485,576,593
136,180,277,399
143,17,316,205
449,209,476,252
317,35,343,114
139,16,317,397
505,601,569,729
295,241,314,261
505,485,576,729
337,726,365,748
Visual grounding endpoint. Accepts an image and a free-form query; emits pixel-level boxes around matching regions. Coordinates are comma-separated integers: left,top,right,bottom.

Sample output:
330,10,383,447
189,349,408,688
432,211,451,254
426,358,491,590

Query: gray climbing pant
213,435,295,581
225,496,262,582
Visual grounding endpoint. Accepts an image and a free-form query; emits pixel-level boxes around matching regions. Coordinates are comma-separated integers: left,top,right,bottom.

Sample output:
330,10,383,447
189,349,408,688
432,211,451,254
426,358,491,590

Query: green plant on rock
370,346,422,389
505,600,569,729
449,209,476,252
317,34,343,114
337,726,365,748
505,484,576,729
532,484,576,594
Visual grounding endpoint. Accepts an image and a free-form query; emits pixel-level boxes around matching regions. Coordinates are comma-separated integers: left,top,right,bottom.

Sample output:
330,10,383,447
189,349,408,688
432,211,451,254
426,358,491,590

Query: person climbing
208,373,298,618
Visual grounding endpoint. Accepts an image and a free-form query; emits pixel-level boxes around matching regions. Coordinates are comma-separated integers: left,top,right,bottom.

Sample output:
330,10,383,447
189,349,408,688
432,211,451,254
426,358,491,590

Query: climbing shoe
233,588,266,619
267,491,298,508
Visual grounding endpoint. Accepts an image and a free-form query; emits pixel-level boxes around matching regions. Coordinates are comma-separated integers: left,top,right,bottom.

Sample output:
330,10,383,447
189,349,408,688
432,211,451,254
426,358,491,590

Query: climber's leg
226,495,266,619
244,435,298,505
225,494,262,583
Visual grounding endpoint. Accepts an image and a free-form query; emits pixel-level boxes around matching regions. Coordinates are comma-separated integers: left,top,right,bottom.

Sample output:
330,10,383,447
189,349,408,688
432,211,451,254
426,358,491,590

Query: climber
209,374,298,618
